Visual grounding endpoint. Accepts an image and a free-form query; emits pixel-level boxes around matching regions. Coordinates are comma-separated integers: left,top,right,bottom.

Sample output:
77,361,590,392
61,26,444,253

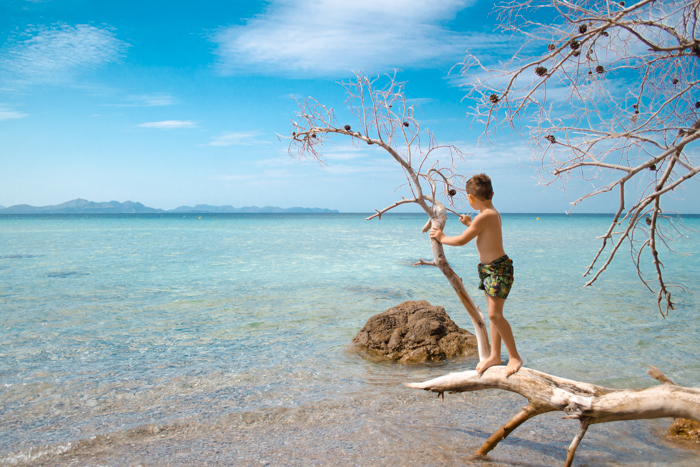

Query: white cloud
322,150,368,162
461,140,530,169
257,141,385,167
405,97,436,106
213,169,293,182
212,173,260,182
212,0,504,77
0,24,128,83
106,93,177,107
322,162,396,175
137,120,197,129
206,131,269,146
0,105,29,120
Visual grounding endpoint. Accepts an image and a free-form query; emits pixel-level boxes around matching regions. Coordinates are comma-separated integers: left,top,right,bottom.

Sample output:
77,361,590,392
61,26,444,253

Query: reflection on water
1,214,699,466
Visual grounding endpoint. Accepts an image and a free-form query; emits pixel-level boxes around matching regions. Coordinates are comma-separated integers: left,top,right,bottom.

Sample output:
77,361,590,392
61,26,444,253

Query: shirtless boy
430,173,523,377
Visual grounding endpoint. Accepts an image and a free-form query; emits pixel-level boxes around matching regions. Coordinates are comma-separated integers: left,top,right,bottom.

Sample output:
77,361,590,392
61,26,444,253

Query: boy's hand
459,214,472,227
430,227,445,242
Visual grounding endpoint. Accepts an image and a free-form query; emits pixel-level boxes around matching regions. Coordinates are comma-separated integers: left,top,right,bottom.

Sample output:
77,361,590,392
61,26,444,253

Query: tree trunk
426,204,490,361
407,366,700,466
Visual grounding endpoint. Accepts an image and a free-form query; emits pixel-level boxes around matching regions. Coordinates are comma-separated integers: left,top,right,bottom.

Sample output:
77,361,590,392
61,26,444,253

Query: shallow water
1,213,699,466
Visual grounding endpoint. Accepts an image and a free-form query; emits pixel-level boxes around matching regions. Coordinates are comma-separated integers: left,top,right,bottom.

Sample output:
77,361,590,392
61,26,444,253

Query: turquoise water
1,213,699,466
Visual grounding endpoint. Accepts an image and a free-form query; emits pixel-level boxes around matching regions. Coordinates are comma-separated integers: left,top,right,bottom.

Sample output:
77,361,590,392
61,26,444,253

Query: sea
1,213,699,467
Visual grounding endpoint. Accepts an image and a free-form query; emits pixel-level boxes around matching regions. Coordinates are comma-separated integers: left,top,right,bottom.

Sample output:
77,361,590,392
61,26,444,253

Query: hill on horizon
0,199,339,214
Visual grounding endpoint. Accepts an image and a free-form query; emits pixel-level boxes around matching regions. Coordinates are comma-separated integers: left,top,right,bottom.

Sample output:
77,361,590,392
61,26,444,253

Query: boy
430,173,522,377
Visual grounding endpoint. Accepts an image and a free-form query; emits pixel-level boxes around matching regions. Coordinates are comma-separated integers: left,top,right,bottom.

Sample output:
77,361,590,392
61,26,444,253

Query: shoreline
4,384,699,467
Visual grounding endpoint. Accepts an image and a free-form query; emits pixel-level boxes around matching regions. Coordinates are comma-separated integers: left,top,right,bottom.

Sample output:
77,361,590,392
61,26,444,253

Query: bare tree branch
286,72,491,360
365,199,417,221
458,0,700,311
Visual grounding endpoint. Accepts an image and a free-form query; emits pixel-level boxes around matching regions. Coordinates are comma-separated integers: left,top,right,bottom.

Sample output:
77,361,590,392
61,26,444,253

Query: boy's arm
430,215,485,246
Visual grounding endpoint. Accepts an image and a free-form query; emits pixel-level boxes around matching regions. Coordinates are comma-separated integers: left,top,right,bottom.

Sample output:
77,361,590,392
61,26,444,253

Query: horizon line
2,212,698,216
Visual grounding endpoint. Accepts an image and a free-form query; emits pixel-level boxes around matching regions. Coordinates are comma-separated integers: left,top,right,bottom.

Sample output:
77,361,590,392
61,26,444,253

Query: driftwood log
407,365,700,466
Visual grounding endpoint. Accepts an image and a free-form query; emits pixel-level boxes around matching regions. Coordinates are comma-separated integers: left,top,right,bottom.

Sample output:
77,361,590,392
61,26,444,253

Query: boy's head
466,173,494,201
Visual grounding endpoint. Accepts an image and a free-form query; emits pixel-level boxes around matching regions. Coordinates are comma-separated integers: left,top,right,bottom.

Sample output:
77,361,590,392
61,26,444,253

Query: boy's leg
476,294,522,377
476,318,503,375
490,319,502,362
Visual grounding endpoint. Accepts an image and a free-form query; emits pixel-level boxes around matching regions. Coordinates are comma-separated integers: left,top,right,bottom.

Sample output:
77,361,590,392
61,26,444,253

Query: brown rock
351,300,478,363
668,418,700,443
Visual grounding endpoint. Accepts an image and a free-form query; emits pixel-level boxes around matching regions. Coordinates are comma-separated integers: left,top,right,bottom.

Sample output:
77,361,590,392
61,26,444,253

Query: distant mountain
168,204,339,214
0,199,164,214
0,199,339,214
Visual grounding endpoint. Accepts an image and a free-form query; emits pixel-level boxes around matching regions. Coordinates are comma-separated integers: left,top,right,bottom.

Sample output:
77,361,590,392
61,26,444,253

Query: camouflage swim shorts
478,255,514,299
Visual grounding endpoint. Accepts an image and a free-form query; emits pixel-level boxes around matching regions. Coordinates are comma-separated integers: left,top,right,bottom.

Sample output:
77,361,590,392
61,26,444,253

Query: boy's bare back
470,208,506,265
431,207,506,265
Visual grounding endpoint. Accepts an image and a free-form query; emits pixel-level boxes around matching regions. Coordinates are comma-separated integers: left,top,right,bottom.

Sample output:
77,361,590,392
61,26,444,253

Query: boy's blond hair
466,173,494,201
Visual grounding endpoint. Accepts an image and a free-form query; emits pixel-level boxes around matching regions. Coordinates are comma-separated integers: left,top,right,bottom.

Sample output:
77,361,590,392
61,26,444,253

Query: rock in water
351,300,478,363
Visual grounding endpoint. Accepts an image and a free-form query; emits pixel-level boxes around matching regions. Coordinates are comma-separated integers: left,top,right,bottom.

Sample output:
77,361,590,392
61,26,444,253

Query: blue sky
1,0,697,213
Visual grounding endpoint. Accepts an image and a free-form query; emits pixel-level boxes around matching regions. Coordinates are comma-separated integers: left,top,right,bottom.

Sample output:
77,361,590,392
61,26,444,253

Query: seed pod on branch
448,189,457,197
535,66,548,77
344,124,351,131
455,0,699,314
489,94,500,103
403,121,409,127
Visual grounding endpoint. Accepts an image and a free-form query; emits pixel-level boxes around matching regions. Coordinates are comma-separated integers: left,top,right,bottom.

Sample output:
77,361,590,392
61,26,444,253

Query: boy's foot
475,355,502,376
505,357,523,377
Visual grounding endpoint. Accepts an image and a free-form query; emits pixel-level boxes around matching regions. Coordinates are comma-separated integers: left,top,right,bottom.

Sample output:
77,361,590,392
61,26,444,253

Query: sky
1,0,698,213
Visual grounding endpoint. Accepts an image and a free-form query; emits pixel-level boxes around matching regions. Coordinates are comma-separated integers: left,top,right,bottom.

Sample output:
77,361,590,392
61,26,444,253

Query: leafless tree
287,69,700,467
285,71,493,361
457,0,700,315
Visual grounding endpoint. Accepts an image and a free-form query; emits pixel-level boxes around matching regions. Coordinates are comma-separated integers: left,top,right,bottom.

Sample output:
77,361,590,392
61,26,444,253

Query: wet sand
5,382,699,467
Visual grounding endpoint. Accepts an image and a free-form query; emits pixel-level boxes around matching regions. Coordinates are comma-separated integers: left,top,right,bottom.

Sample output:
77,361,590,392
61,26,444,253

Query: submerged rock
351,300,478,363
668,418,700,444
